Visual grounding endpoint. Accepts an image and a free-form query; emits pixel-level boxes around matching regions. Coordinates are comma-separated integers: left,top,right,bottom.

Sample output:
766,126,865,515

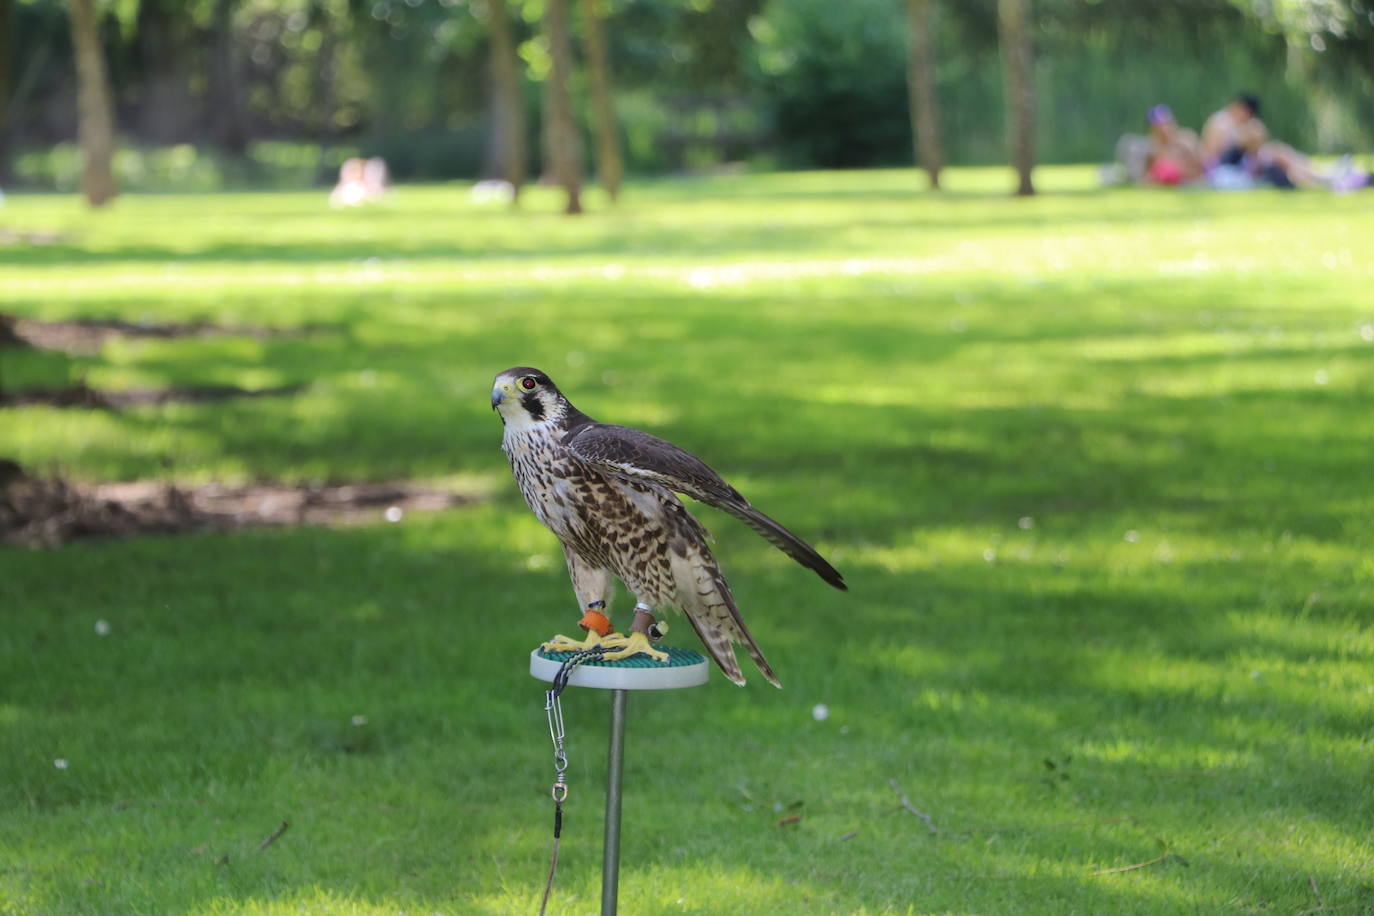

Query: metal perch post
531,646,709,915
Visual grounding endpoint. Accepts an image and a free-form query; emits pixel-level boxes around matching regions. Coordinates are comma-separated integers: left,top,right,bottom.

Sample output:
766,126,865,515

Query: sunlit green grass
2,167,1372,914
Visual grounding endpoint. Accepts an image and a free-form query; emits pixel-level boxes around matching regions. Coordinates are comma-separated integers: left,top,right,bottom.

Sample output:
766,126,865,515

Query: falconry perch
492,367,846,686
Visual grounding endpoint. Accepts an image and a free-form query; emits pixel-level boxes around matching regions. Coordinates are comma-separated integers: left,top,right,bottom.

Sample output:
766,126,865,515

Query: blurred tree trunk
0,0,11,181
542,0,582,214
209,0,247,155
582,0,621,202
136,0,195,144
486,0,526,202
905,0,943,191
67,0,117,207
998,0,1035,196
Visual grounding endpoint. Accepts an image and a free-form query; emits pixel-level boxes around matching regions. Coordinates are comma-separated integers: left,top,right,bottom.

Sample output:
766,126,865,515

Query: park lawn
1,166,1372,914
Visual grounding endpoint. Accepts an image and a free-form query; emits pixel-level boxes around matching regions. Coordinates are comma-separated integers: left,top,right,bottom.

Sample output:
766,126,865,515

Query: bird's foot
540,631,609,654
600,630,670,664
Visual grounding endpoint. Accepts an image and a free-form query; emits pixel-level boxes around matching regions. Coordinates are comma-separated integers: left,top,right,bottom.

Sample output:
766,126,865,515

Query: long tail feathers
675,551,781,688
715,501,847,591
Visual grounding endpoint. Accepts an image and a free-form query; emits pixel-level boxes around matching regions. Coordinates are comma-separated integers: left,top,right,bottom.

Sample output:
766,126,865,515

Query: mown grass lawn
2,167,1372,914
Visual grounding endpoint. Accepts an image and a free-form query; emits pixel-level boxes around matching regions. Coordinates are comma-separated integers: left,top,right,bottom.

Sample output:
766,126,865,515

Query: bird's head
491,367,575,429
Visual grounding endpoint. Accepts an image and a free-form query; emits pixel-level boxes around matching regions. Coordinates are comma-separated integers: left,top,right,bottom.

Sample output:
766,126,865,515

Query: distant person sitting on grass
1201,92,1365,190
330,157,390,207
1201,94,1266,167
362,157,390,198
1144,105,1203,185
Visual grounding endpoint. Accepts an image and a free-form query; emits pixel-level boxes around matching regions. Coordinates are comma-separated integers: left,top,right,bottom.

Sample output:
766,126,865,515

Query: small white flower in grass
526,553,551,571
1018,516,1034,530
384,505,404,523
1360,324,1374,343
1124,530,1140,543
1314,369,1329,386
982,548,997,563
54,758,68,770
351,715,368,727
811,704,829,722
94,619,111,636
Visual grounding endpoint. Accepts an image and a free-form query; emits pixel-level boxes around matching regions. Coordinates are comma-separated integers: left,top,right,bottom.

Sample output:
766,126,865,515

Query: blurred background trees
65,0,116,204
997,0,1035,195
905,0,943,191
0,0,1371,192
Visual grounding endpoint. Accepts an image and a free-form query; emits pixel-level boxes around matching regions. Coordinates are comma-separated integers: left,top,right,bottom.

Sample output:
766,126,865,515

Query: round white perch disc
530,646,709,690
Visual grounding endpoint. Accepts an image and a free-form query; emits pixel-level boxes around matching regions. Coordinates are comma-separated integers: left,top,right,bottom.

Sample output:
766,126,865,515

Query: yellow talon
540,630,613,653
600,630,670,664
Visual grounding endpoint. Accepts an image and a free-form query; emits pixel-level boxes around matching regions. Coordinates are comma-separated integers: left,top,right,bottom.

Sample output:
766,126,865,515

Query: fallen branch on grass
1091,852,1188,876
955,814,1134,837
258,820,290,851
887,779,938,834
1296,875,1342,915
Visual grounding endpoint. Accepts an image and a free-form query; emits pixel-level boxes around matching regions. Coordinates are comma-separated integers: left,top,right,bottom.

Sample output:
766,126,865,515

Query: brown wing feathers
563,423,847,591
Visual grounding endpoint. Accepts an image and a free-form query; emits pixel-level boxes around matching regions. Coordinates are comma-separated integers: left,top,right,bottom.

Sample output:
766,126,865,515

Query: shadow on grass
7,275,1368,520
4,513,1368,912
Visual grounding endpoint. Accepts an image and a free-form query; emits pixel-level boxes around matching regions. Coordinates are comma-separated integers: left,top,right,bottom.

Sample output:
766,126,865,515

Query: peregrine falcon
492,367,846,686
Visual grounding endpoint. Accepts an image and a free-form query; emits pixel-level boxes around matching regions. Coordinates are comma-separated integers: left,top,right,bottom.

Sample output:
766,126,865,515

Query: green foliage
359,127,489,181
2,171,1374,912
750,0,911,168
6,0,1373,184
612,0,765,92
1032,27,1319,163
748,0,1371,168
12,141,363,192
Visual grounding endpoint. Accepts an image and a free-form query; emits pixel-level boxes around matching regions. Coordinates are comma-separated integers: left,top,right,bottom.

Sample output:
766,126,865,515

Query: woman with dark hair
1202,92,1364,190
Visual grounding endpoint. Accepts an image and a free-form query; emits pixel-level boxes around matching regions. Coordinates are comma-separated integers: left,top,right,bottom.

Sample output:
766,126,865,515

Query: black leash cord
538,647,605,916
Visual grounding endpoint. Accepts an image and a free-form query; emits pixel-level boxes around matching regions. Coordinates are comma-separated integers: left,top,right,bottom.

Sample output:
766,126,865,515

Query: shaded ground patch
0,379,306,409
0,460,480,547
0,228,67,247
0,313,331,355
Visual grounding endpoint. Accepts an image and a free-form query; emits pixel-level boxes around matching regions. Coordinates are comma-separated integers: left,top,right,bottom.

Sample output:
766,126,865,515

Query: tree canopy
2,0,1370,188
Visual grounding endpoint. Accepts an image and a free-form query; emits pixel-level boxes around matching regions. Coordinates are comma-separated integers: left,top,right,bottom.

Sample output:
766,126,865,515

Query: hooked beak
491,386,506,410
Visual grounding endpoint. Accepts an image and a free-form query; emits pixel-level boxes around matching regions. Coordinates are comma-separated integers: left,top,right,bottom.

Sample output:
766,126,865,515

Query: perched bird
492,367,846,686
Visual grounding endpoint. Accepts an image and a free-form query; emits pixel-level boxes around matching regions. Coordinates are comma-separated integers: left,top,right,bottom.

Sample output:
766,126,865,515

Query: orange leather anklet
578,609,613,637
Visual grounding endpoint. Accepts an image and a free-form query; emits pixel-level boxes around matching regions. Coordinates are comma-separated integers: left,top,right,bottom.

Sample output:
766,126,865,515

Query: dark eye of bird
521,377,537,390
